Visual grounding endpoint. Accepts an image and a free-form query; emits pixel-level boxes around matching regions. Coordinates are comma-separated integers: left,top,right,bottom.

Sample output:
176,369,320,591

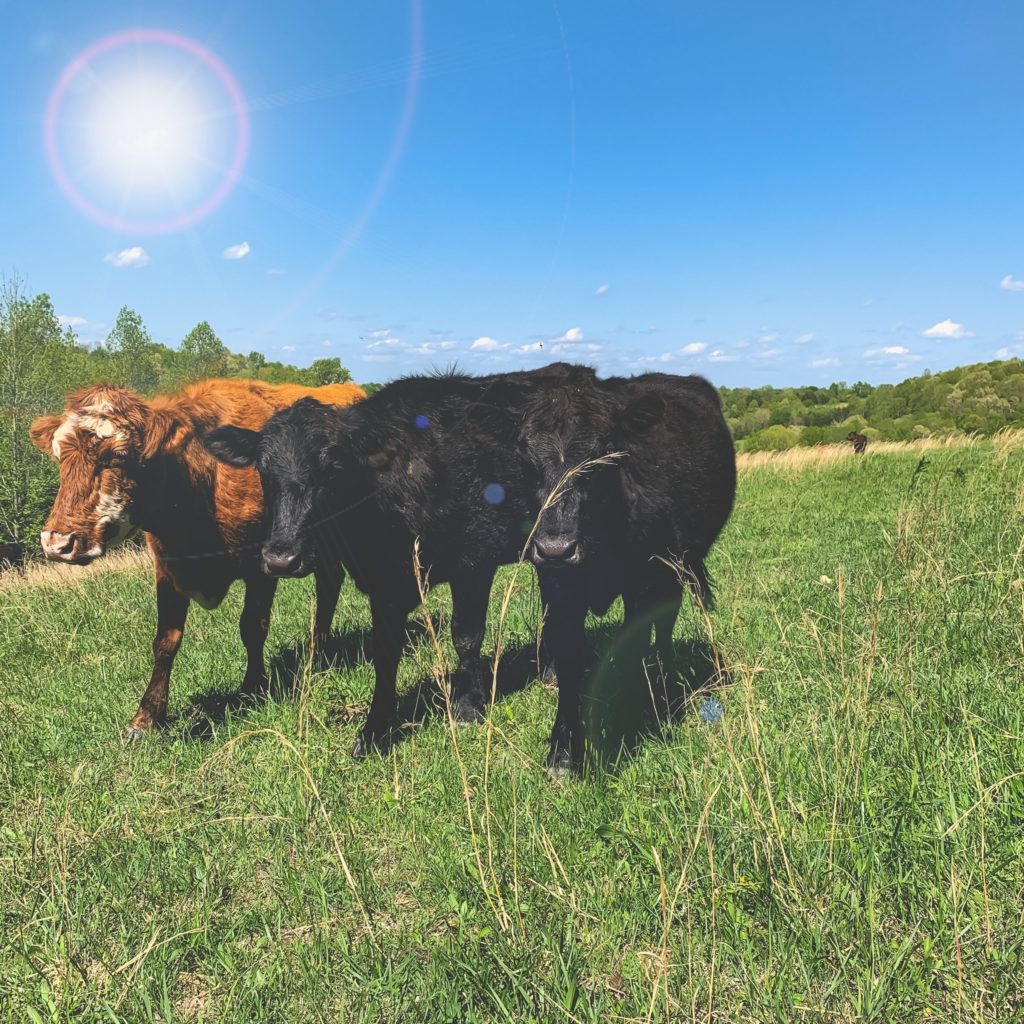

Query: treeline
722,359,1024,451
0,280,367,548
3,278,1023,546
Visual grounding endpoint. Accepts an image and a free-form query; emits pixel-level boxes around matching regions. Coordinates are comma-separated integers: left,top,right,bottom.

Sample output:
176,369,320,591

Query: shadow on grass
174,617,728,767
581,622,728,776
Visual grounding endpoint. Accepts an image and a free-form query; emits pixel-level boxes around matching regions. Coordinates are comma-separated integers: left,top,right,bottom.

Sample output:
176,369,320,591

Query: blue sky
3,0,1024,387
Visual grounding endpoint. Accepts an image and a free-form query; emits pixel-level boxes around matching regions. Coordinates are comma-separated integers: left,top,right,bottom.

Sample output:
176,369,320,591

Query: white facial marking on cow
94,489,136,549
51,414,80,456
51,408,129,456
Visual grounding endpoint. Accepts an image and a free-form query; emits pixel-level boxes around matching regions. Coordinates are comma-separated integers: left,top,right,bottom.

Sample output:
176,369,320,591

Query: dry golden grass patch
736,433,988,472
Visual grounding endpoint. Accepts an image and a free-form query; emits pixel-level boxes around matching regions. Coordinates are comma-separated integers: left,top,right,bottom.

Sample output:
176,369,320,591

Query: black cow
521,372,736,774
0,542,25,572
847,431,868,454
203,365,595,757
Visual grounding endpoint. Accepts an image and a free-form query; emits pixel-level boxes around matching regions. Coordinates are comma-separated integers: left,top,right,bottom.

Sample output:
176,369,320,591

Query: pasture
2,439,1023,1022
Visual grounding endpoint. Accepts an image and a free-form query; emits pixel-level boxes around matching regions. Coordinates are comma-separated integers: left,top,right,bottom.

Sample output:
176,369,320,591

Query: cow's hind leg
127,571,190,739
353,596,407,759
450,569,495,724
239,575,278,697
311,562,345,663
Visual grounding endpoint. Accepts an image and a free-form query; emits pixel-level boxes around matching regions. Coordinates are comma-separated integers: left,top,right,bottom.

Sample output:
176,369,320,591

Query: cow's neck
136,441,223,556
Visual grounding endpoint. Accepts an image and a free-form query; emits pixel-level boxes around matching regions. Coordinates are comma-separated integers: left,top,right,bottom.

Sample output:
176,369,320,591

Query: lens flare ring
44,28,250,235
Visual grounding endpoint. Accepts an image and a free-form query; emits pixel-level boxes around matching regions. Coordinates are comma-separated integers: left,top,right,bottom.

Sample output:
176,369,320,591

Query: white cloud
707,349,738,363
222,241,251,260
680,342,707,355
864,346,910,357
758,332,779,344
559,326,584,343
754,348,783,359
516,342,546,355
282,345,296,352
595,283,609,296
322,339,333,347
922,318,972,339
369,328,393,340
811,357,839,367
1000,274,1024,292
471,336,507,351
58,315,87,328
266,267,287,277
795,332,815,344
104,246,149,268
369,338,402,349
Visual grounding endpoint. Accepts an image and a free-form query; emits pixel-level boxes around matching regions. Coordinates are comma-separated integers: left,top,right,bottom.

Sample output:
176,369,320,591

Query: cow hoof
124,725,150,743
541,665,559,690
352,728,394,760
545,748,579,780
452,693,486,725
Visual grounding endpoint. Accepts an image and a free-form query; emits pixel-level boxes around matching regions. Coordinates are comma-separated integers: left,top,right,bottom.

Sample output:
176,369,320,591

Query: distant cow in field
204,365,591,759
29,378,365,737
847,431,868,454
520,371,736,773
0,542,24,572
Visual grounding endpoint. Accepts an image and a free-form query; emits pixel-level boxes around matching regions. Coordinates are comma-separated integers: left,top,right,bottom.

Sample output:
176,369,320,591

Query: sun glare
86,72,209,194
45,30,249,234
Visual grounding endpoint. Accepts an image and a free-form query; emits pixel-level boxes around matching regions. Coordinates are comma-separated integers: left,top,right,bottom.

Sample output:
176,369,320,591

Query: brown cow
846,431,868,454
30,378,365,737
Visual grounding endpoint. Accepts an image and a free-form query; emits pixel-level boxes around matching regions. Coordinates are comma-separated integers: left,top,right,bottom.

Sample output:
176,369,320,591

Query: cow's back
146,379,365,597
610,372,736,559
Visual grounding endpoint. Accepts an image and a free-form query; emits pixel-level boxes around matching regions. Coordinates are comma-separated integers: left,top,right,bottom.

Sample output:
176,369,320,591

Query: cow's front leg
310,561,345,663
127,572,190,739
239,575,278,696
539,573,589,778
352,596,407,759
449,569,496,723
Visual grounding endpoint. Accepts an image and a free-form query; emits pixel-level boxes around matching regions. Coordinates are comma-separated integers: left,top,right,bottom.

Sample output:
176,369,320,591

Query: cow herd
30,363,736,776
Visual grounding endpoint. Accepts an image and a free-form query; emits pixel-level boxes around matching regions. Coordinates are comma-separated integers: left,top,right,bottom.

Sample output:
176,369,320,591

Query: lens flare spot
698,696,724,725
415,414,429,430
483,483,506,505
44,29,250,234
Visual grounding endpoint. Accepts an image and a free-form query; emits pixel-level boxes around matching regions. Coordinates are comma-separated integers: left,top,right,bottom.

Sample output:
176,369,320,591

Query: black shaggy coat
205,365,596,756
522,371,736,773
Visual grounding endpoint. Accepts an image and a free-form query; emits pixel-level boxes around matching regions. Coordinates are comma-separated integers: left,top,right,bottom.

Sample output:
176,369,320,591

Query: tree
106,305,158,392
305,357,351,386
178,321,228,381
0,279,77,545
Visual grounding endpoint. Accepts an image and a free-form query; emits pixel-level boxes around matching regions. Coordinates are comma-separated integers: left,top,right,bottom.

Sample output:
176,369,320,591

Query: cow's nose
262,550,302,576
40,531,76,561
533,536,579,563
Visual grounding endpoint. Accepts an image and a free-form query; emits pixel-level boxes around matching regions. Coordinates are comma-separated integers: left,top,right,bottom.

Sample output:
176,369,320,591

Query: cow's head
204,397,337,578
30,386,185,563
512,372,638,573
518,370,663,570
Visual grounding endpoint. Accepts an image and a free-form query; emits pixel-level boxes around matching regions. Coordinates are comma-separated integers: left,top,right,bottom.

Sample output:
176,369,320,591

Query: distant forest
2,279,1023,546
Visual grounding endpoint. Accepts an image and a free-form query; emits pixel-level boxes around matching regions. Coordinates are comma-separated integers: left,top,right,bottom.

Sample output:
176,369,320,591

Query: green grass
2,443,1024,1022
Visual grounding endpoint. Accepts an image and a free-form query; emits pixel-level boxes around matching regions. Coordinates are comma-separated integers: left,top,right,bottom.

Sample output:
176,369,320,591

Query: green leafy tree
305,357,352,386
178,321,228,382
105,305,158,393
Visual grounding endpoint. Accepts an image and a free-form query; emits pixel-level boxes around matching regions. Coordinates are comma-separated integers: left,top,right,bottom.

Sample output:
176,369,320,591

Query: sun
45,30,249,235
86,71,210,195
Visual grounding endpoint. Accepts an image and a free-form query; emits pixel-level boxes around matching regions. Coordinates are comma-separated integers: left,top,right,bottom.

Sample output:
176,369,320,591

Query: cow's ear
619,393,665,436
204,425,260,468
29,415,62,456
142,410,190,460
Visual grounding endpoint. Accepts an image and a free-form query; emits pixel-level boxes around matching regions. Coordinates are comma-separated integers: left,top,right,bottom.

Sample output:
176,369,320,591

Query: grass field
2,440,1024,1022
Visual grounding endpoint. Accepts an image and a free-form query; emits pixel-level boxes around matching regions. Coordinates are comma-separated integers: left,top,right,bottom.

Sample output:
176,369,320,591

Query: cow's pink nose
40,530,76,560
